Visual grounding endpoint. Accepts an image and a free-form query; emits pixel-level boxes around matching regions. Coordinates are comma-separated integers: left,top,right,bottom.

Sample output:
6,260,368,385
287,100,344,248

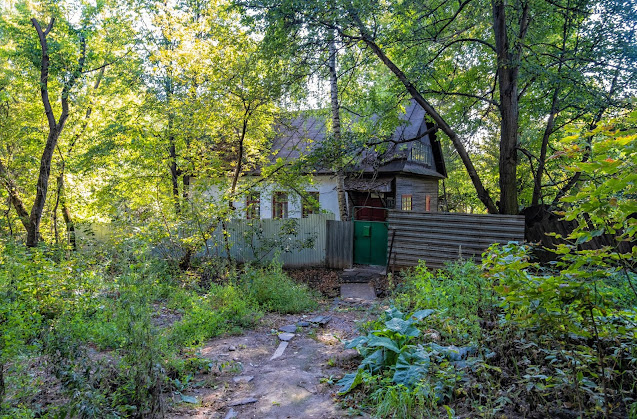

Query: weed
241,260,318,313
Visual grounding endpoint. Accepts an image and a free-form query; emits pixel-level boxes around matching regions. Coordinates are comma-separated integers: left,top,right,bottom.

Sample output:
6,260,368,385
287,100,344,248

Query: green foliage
339,305,481,418
241,260,318,313
168,283,261,347
45,263,165,418
483,241,637,417
342,239,637,418
394,261,495,342
0,238,287,416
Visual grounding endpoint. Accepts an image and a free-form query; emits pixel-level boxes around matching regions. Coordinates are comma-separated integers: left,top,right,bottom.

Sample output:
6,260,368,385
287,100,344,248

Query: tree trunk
0,160,30,231
492,0,526,215
27,126,63,246
328,38,349,221
531,90,559,207
169,136,181,215
531,9,569,207
164,66,180,215
183,174,190,202
57,173,76,250
27,18,85,246
230,112,250,209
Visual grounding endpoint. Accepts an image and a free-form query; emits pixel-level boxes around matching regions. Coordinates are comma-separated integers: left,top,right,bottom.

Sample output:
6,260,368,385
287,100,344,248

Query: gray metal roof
268,100,446,179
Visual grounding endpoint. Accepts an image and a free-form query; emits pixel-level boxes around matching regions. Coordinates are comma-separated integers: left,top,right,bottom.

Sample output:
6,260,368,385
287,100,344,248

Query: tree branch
31,18,56,130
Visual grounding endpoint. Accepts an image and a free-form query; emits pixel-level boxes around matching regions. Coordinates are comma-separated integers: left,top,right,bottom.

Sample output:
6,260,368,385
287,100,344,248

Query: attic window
411,142,432,166
246,192,260,219
272,192,288,219
302,192,320,218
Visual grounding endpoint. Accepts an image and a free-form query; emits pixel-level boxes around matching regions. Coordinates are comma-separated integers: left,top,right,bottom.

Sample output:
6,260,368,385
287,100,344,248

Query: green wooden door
353,221,388,265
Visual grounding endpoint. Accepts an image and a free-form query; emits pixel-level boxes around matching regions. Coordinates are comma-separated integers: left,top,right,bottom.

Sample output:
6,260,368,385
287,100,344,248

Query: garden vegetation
336,115,637,417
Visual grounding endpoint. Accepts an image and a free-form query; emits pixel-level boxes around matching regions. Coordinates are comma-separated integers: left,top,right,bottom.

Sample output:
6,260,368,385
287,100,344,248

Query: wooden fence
387,211,525,269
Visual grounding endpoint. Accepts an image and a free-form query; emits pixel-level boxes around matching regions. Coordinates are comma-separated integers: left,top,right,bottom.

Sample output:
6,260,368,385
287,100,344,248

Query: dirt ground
165,301,378,419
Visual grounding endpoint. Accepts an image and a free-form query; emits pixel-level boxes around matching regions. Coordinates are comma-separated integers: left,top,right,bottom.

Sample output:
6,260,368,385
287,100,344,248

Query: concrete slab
340,282,377,300
270,341,289,360
278,332,295,341
279,324,297,333
308,315,332,325
341,265,386,283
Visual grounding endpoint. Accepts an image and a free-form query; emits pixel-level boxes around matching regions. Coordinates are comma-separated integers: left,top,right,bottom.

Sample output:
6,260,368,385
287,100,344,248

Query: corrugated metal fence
326,220,354,269
387,211,525,269
204,214,353,268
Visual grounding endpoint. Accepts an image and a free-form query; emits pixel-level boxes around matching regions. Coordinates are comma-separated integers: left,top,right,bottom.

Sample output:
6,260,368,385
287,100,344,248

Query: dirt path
166,301,377,419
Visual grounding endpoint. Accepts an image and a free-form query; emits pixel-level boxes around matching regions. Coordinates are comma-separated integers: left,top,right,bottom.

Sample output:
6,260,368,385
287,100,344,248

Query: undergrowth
241,260,318,313
0,238,317,417
338,258,637,418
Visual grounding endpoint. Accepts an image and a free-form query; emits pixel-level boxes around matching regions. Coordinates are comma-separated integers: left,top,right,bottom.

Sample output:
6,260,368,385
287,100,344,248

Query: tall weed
241,260,318,313
393,261,495,343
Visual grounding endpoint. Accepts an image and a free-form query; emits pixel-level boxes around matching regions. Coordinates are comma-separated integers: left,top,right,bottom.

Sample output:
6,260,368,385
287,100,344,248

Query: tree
26,17,87,247
237,0,636,214
0,1,140,245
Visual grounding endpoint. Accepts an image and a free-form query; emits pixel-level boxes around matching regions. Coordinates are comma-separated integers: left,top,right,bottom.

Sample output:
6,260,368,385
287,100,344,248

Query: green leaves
366,335,401,353
393,347,430,387
337,371,363,394
383,317,420,338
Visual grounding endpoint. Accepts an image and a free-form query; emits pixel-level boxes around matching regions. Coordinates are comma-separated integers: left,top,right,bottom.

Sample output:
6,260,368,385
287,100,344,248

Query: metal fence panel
387,211,525,269
326,220,354,269
204,214,334,267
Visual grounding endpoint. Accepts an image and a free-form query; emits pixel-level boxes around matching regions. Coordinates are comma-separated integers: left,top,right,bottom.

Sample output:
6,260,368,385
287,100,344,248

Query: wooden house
225,100,447,221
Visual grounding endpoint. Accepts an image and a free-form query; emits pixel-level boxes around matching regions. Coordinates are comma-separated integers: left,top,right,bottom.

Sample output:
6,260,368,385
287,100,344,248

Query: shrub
168,283,261,347
393,260,494,343
241,260,318,313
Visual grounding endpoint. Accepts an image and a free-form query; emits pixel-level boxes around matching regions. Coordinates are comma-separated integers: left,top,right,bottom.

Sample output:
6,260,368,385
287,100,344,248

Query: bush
241,260,318,313
0,239,266,417
168,283,261,347
393,261,495,343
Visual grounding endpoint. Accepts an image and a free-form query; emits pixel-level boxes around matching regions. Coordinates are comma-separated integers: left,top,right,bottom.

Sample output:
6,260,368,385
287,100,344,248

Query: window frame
246,192,260,219
302,191,320,218
410,142,432,166
401,194,413,211
272,192,289,219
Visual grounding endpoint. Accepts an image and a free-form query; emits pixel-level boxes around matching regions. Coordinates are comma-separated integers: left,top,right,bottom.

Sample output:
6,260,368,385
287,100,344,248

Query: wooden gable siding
395,175,439,212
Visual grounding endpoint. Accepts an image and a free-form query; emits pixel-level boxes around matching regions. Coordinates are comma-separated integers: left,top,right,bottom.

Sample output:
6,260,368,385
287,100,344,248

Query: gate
353,206,389,266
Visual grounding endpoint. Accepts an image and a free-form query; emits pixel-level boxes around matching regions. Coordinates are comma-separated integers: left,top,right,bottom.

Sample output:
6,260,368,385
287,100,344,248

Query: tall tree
26,17,87,246
328,34,349,220
238,0,636,214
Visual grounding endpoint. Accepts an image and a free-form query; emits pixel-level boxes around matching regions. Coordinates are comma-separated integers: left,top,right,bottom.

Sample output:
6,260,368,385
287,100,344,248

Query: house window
246,192,260,219
401,195,412,211
272,192,288,219
302,192,320,218
411,142,432,166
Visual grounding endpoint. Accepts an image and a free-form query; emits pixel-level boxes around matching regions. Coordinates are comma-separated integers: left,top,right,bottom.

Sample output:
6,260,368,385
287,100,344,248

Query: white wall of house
209,174,345,221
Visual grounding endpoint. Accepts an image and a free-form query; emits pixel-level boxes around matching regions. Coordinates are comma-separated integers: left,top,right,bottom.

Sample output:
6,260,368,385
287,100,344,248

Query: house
230,100,447,221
